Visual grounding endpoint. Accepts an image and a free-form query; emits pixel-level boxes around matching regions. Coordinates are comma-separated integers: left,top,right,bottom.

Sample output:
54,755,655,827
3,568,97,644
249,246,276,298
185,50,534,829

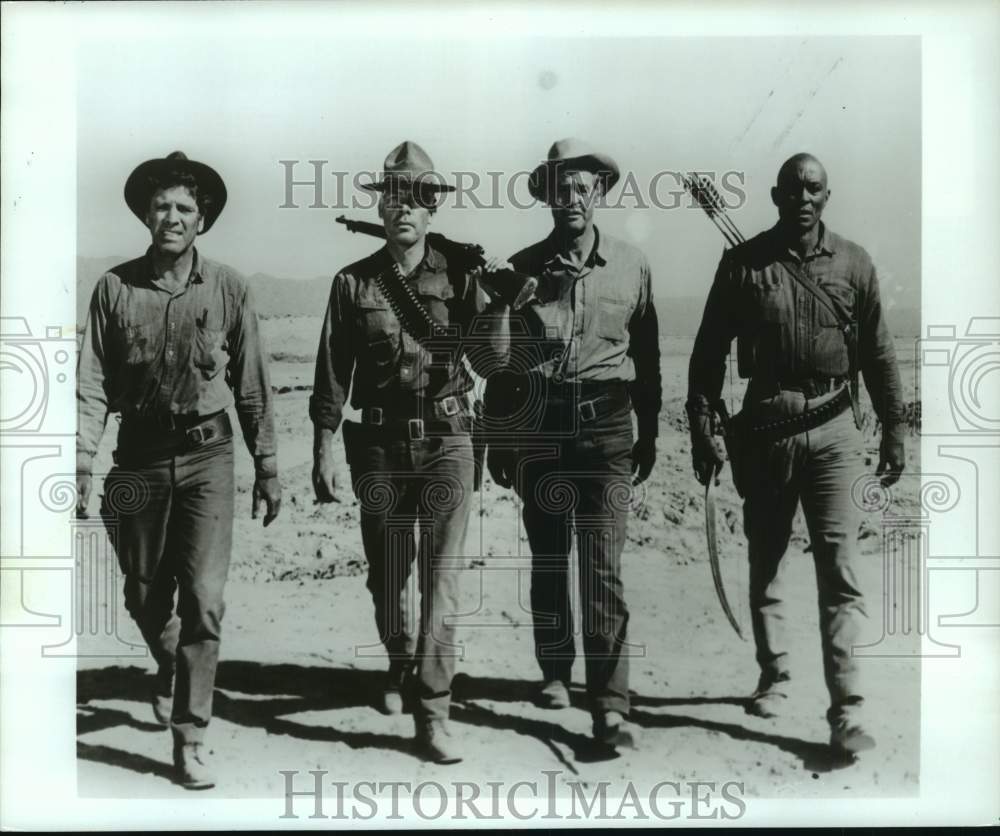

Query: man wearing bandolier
487,139,662,749
76,151,282,789
687,153,905,756
310,141,511,764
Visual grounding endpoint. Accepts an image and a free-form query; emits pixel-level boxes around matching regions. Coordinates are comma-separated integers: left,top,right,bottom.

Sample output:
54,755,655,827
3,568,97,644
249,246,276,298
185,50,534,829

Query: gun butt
478,269,537,310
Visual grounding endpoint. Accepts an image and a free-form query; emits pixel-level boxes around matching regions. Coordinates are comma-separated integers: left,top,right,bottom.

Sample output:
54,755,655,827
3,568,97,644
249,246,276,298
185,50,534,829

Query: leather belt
576,393,626,423
775,376,847,398
360,393,473,440
544,380,631,424
747,385,851,443
115,410,233,464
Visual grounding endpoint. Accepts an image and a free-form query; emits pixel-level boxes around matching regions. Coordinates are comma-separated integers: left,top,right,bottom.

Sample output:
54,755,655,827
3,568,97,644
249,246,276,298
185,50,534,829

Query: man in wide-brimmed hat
310,140,510,764
486,138,662,749
77,150,281,789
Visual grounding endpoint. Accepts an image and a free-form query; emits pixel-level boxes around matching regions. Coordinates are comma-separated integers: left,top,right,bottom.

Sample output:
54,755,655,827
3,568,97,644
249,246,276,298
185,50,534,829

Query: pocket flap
415,275,455,301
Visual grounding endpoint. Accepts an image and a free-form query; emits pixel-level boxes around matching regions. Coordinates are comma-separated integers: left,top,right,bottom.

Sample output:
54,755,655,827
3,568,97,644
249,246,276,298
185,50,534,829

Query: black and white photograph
1,1,998,828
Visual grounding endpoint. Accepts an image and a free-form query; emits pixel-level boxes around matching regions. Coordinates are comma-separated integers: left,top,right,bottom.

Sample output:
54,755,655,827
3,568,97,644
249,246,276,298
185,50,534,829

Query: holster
714,401,748,499
341,419,359,466
471,399,486,492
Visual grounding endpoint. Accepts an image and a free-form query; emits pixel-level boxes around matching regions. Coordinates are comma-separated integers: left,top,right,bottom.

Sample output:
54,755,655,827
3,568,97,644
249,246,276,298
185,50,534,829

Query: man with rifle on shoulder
310,140,512,764
686,153,906,758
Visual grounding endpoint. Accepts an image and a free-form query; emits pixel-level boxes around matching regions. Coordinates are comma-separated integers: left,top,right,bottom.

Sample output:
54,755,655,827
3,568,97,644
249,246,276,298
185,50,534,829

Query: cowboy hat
124,150,227,233
359,140,456,197
528,138,620,202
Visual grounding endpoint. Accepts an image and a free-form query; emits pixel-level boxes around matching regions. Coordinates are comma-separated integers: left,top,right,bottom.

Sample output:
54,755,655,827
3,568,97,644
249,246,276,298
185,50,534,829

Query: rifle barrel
334,214,537,309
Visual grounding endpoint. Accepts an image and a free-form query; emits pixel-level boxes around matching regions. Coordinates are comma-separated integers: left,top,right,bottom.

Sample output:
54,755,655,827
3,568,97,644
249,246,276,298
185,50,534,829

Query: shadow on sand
77,663,854,781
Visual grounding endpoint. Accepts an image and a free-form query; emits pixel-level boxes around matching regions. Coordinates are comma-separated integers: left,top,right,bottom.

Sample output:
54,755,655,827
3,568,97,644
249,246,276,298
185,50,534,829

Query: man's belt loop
408,419,425,440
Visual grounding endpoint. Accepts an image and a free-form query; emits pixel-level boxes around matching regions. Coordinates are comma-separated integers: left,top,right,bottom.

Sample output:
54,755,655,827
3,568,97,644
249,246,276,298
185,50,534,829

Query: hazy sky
77,29,920,313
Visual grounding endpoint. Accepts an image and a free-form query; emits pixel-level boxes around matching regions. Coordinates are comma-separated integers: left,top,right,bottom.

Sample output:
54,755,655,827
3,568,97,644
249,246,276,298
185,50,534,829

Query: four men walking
79,142,903,782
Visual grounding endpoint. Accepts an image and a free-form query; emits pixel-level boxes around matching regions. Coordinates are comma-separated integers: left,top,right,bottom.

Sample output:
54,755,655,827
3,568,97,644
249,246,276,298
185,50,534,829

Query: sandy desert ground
77,326,922,803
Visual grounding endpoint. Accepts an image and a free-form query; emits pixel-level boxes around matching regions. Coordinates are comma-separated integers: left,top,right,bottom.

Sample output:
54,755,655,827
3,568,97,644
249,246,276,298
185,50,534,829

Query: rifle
335,215,537,310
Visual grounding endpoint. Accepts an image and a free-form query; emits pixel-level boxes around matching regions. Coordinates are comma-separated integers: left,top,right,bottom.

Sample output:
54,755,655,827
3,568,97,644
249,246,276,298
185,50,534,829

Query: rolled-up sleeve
228,282,277,476
76,277,113,474
309,274,355,434
628,257,662,438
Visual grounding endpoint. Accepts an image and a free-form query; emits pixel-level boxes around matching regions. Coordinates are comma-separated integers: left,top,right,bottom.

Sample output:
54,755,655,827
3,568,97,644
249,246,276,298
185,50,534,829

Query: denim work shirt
77,249,277,476
506,227,662,437
688,223,905,424
309,243,510,433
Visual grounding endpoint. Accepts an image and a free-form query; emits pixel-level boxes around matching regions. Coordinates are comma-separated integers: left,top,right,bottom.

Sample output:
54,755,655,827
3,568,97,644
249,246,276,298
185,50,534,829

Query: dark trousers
102,437,234,743
512,396,634,716
742,394,868,722
346,423,475,722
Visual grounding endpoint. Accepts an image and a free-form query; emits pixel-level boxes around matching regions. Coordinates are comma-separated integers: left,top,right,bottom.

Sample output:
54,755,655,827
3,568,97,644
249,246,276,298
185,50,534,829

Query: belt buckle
579,399,597,422
369,407,384,426
186,424,215,447
408,418,424,440
440,396,459,417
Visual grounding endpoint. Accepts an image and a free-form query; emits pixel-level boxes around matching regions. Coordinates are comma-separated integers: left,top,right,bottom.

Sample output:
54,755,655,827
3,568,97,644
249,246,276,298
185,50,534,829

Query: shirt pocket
118,321,157,366
596,296,630,342
356,287,397,341
414,275,455,327
194,324,228,380
367,333,400,369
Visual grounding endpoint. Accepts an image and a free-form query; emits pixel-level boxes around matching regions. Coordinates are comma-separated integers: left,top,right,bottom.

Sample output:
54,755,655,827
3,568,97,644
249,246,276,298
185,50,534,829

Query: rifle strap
776,255,862,429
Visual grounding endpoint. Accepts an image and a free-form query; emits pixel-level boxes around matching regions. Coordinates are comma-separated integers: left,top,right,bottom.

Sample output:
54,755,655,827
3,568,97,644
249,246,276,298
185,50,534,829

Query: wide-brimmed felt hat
359,141,456,197
528,138,620,201
124,150,227,233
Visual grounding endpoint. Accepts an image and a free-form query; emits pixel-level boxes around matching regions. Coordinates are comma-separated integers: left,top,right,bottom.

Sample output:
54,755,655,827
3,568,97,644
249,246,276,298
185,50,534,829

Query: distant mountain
653,297,920,338
76,258,920,337
76,256,332,326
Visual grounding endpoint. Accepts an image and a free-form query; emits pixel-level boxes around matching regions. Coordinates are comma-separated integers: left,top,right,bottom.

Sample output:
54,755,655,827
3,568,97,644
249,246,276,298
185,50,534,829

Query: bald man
686,153,905,757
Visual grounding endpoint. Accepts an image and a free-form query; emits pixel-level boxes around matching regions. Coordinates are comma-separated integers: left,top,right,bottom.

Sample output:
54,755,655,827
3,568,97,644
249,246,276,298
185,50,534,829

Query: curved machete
705,478,745,640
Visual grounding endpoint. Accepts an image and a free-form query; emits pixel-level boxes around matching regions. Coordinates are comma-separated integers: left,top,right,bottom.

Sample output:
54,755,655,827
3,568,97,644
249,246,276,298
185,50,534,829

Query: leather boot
747,670,790,719
593,710,635,749
828,698,875,756
151,665,174,727
414,718,463,765
173,741,215,790
537,679,570,710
